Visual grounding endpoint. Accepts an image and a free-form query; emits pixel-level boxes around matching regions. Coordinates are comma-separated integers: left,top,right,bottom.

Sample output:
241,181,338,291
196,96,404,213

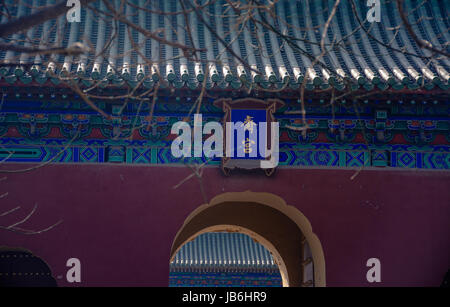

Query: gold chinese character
241,137,256,154
241,115,256,134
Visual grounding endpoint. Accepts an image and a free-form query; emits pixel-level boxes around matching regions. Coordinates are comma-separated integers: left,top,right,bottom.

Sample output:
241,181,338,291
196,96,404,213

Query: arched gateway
170,191,326,287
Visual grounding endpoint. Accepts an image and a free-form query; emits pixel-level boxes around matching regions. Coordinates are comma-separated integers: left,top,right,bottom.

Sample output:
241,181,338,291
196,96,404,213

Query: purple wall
1,164,449,286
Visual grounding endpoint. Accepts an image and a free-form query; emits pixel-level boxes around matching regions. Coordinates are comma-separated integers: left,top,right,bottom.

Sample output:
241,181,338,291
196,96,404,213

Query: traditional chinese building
169,233,282,287
0,0,449,287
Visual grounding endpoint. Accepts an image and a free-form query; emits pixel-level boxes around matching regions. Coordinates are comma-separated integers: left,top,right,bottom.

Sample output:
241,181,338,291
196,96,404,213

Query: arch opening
169,230,283,287
0,246,57,287
170,191,326,287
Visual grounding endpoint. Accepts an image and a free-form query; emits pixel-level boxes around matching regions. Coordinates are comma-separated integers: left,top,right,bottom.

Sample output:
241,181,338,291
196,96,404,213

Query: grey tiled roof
170,232,277,270
0,0,449,90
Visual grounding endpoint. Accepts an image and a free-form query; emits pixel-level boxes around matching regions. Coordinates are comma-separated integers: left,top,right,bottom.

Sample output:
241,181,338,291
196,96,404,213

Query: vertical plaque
213,98,284,176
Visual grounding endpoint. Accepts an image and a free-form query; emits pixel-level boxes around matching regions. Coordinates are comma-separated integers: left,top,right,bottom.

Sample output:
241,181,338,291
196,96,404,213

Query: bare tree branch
396,0,450,58
0,0,97,38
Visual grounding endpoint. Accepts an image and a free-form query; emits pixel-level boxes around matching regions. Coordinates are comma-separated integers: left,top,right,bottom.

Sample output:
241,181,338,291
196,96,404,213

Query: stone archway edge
170,191,326,287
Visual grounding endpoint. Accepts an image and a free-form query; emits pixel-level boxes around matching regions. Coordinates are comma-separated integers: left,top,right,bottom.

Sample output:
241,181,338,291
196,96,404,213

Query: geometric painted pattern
125,148,153,164
280,150,370,168
345,151,370,167
371,150,389,167
169,271,282,287
421,153,449,169
392,152,416,168
106,146,125,163
0,141,449,170
390,151,450,169
156,148,220,165
313,151,338,166
0,146,105,163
